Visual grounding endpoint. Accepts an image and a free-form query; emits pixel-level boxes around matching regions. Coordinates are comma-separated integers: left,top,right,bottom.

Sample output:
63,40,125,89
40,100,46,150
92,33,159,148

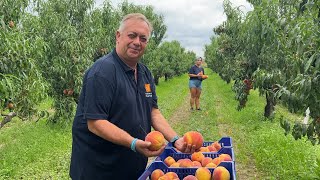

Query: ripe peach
179,158,193,167
195,167,211,180
201,157,213,167
183,131,204,150
192,161,202,167
158,175,171,180
63,89,68,95
199,147,210,152
68,89,74,96
165,172,179,179
207,146,217,152
183,175,198,180
7,102,14,109
191,152,205,162
170,162,180,167
219,154,232,161
212,166,230,180
145,131,166,151
164,156,176,166
211,142,221,151
202,75,208,79
151,169,164,180
205,162,217,168
212,157,221,166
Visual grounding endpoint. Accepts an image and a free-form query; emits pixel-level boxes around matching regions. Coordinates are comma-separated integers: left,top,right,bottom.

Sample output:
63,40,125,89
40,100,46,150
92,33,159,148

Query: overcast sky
95,0,253,57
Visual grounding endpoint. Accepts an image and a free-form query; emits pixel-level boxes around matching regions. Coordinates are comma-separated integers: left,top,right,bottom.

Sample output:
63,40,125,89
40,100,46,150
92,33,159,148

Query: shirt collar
112,49,145,74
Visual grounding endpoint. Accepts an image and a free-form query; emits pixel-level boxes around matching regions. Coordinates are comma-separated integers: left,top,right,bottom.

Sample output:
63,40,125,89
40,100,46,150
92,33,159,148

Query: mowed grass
0,71,319,179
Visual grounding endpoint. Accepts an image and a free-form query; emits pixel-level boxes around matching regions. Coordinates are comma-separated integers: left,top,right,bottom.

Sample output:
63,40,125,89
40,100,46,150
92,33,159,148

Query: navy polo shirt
189,65,205,80
70,49,158,180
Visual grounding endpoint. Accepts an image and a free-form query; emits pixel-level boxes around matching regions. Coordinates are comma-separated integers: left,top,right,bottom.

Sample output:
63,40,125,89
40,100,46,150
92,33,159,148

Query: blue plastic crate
138,161,236,180
166,136,233,148
156,146,235,163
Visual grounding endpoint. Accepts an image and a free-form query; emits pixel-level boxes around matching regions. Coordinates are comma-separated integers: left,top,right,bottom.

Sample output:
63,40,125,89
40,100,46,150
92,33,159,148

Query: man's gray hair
118,13,153,37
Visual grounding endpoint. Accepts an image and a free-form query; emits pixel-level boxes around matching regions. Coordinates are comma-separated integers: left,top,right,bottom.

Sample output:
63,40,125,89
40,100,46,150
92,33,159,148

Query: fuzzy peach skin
183,175,198,180
205,162,217,168
201,157,213,167
192,161,202,167
207,146,217,152
211,141,221,151
183,131,204,150
145,131,166,151
164,156,176,167
212,166,230,180
178,158,193,167
198,147,210,152
164,172,179,179
151,169,165,180
195,167,211,180
219,154,232,161
191,152,205,162
170,162,180,167
202,75,208,79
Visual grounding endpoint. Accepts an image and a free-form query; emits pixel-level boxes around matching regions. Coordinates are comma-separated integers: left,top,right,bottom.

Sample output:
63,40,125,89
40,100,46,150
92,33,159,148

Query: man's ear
116,31,121,41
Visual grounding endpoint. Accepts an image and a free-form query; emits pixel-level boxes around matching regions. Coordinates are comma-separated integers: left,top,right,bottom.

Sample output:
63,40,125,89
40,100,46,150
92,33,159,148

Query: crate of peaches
138,161,236,180
164,131,235,161
166,132,233,149
139,131,236,179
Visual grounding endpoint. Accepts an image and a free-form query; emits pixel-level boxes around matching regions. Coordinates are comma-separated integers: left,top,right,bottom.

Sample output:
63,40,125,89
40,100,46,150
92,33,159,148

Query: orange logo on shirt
145,84,151,93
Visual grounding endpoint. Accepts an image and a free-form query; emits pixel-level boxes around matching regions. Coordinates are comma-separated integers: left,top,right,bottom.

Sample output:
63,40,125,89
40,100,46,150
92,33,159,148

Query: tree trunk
264,92,276,118
165,74,168,81
154,75,159,85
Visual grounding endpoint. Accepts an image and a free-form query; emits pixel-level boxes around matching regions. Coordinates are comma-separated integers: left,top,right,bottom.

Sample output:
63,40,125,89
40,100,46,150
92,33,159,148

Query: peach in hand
145,131,166,151
202,75,208,79
183,131,204,150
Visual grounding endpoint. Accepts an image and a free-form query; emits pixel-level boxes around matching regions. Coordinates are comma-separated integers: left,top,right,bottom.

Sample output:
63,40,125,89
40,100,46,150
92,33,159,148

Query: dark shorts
189,79,202,89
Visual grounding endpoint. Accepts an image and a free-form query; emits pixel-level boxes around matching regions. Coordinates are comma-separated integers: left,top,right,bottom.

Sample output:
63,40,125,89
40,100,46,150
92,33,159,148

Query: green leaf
304,53,316,73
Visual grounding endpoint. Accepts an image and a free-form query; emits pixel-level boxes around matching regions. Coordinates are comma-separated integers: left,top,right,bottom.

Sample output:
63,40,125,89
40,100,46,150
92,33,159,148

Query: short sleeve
189,66,195,74
83,74,115,120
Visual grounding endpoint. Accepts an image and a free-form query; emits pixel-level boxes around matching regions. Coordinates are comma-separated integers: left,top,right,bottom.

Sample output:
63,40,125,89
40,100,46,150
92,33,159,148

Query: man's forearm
87,119,134,148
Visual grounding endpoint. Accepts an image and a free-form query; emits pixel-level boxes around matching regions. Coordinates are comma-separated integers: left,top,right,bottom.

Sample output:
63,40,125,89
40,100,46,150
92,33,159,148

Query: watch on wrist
170,135,179,147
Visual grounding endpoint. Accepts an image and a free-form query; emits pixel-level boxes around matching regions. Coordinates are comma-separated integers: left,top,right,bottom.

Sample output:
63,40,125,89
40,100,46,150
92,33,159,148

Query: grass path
161,76,262,179
161,70,320,179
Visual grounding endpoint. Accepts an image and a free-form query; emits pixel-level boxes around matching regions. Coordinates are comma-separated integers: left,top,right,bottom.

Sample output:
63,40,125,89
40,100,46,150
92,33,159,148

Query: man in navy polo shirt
70,13,195,180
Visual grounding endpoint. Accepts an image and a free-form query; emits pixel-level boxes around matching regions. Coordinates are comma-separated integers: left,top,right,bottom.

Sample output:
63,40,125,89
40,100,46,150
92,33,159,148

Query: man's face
116,19,150,63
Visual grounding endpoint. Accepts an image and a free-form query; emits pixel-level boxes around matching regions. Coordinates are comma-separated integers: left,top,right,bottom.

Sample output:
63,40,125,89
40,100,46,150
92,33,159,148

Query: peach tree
205,0,320,145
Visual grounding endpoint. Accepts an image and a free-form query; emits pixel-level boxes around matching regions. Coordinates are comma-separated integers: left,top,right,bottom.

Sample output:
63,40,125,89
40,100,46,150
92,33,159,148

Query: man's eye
140,37,147,43
128,34,137,39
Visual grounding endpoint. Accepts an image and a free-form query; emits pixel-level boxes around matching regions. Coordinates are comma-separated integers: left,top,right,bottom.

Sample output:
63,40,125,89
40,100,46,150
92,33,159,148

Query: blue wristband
130,138,138,152
170,135,179,146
